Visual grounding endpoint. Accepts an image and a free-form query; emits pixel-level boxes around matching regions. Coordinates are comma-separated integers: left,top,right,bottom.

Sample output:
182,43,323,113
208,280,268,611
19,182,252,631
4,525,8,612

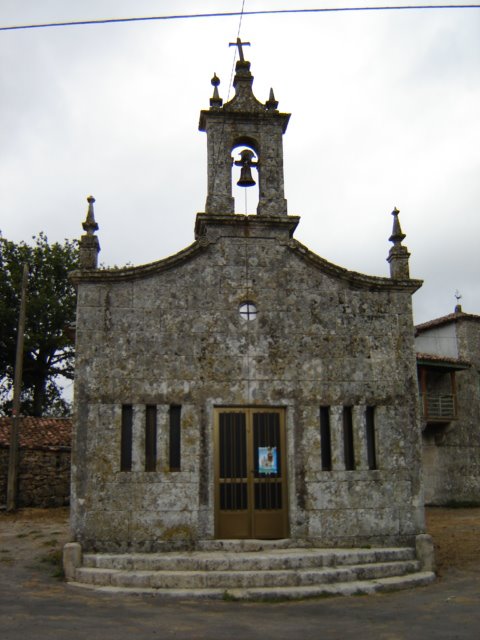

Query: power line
209,1,245,214
1,5,480,32
237,0,247,39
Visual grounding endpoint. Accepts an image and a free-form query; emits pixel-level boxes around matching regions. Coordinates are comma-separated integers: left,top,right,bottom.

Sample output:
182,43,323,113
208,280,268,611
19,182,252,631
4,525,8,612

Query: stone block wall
71,215,424,551
0,447,70,508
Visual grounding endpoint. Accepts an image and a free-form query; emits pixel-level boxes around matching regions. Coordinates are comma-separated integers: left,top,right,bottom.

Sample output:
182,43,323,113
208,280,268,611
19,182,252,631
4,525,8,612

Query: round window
239,301,257,321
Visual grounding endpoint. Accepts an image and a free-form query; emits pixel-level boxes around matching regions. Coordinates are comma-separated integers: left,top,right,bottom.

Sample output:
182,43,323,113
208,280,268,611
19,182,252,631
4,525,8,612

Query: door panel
214,408,288,539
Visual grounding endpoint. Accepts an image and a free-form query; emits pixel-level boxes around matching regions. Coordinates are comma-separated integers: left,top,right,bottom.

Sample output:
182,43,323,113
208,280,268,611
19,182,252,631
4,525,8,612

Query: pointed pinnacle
266,87,279,111
82,195,99,235
389,207,406,245
210,72,223,108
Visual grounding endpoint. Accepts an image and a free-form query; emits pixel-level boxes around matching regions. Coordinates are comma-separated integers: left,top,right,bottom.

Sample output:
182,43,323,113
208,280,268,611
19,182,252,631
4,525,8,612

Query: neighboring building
416,307,480,505
69,48,428,557
0,417,71,508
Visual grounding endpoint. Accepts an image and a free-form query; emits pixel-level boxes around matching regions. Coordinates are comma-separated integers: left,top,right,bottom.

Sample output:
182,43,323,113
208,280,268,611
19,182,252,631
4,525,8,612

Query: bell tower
199,40,291,216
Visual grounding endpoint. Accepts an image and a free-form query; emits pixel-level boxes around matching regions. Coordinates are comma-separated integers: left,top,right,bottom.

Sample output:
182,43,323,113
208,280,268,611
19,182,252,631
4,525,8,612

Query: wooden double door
214,408,288,539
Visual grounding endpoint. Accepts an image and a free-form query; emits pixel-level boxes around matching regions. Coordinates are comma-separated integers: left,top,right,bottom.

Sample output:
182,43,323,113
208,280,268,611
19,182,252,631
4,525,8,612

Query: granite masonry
69,49,428,555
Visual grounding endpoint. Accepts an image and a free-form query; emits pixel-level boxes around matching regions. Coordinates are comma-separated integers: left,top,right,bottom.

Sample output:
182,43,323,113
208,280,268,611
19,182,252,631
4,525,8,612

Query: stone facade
0,417,71,508
416,309,480,505
70,52,426,553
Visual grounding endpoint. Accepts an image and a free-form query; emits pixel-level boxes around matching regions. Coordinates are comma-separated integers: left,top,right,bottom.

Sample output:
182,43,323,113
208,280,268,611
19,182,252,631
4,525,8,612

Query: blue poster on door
258,447,278,474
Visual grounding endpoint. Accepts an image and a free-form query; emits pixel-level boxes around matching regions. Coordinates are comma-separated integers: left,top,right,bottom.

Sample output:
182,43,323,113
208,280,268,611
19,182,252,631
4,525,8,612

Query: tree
0,233,79,417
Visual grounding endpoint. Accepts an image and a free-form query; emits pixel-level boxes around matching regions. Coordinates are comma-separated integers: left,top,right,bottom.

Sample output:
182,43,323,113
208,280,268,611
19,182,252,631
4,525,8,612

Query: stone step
82,547,415,573
69,571,436,600
75,559,420,590
70,545,434,600
196,538,300,552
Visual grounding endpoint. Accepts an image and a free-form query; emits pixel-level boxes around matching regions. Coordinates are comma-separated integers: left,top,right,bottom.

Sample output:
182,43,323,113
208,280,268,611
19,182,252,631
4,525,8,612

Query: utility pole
7,263,29,512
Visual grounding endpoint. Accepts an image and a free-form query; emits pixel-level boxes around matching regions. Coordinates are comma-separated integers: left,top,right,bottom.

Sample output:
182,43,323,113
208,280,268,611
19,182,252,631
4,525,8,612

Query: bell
235,149,257,188
237,165,256,187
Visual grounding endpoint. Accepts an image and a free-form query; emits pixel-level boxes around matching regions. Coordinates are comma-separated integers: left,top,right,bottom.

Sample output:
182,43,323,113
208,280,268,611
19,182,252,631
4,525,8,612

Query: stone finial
389,207,406,246
209,73,223,109
82,196,99,235
265,88,279,111
387,207,410,279
79,195,100,269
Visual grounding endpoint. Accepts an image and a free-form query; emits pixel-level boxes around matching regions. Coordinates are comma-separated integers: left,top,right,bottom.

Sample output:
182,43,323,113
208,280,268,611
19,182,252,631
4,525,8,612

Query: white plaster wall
415,324,458,358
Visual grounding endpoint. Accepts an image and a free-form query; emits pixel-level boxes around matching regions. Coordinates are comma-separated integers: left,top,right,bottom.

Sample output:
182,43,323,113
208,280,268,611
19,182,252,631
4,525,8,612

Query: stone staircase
66,540,435,600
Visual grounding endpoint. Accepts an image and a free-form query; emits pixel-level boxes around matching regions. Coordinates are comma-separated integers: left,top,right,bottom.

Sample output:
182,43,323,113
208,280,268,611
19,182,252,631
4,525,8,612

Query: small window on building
365,406,377,470
343,406,355,471
145,405,157,472
239,301,257,321
169,405,182,471
120,404,133,472
320,406,332,471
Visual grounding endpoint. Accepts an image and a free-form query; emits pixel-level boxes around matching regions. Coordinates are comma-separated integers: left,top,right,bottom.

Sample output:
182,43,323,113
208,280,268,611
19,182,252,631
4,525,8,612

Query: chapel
68,43,432,576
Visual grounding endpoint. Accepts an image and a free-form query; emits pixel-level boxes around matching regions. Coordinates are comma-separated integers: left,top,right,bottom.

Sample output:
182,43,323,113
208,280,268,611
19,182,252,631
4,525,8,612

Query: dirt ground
0,506,70,580
0,506,479,578
426,506,480,575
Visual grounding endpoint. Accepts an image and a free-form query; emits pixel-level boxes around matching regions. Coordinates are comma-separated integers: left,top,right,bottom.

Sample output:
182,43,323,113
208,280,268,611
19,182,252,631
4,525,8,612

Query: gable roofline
70,213,423,292
289,239,423,292
415,311,480,335
70,240,208,284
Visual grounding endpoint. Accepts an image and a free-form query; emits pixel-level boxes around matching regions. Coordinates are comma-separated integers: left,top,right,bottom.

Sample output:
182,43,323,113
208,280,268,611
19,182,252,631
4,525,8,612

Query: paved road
1,556,479,640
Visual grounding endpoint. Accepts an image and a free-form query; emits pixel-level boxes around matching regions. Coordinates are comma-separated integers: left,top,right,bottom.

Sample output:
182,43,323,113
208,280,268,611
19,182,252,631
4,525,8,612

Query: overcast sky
1,0,479,324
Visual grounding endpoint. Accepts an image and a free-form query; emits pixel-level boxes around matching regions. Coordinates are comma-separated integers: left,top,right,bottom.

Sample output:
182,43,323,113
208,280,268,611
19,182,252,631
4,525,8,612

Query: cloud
1,1,479,323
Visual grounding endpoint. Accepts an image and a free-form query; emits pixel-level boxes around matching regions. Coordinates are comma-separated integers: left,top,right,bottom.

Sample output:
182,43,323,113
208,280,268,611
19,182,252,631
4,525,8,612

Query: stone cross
229,37,251,62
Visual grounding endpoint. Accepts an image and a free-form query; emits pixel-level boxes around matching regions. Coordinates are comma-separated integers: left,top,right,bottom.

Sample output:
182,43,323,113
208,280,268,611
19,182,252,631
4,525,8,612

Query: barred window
320,406,332,471
169,405,182,471
120,405,133,472
365,406,377,470
343,406,355,471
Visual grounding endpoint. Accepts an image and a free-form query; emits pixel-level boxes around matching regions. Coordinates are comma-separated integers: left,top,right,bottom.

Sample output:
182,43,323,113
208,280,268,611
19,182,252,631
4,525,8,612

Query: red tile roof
0,417,71,451
416,352,470,369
